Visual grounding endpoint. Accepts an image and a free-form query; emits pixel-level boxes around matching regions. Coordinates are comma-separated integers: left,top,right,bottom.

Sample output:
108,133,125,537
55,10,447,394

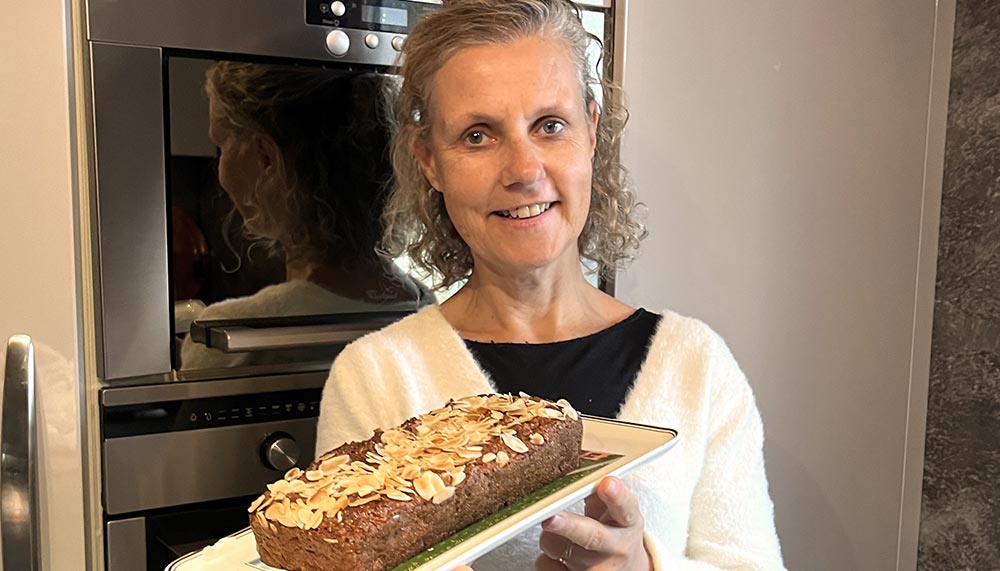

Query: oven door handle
193,318,403,353
1,335,41,571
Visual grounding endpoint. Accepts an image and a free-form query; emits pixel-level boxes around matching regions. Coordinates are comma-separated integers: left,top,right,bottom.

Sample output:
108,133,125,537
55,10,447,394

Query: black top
464,309,662,418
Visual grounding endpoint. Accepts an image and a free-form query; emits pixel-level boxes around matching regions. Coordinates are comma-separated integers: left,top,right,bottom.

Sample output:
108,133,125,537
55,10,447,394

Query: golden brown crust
249,394,581,571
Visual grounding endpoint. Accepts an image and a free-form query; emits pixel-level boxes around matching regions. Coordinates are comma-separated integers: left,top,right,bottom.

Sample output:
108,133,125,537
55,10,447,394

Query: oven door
106,497,254,571
86,0,441,383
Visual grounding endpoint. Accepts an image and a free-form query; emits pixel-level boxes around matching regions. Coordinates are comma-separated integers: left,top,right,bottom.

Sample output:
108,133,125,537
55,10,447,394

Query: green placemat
391,450,622,571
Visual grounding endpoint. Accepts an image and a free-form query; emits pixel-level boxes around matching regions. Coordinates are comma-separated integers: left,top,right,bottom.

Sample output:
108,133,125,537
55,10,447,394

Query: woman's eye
542,120,565,135
465,131,486,145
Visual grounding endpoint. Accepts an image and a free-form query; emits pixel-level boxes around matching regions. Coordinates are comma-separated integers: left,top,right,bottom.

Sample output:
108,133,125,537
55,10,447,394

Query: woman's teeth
499,202,552,220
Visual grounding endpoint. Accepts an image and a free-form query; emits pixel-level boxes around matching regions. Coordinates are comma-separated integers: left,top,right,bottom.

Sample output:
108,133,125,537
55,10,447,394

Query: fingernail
605,477,621,497
545,514,566,531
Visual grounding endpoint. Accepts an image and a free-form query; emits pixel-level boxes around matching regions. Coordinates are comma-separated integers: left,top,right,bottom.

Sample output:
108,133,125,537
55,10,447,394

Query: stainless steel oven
83,1,441,569
87,0,443,386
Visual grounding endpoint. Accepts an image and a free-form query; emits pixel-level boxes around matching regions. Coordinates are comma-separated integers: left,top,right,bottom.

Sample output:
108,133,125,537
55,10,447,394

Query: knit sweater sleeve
650,331,786,571
315,342,392,455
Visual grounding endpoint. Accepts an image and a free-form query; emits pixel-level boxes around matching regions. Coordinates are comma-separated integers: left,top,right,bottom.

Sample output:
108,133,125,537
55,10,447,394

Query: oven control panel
306,0,438,33
103,388,323,438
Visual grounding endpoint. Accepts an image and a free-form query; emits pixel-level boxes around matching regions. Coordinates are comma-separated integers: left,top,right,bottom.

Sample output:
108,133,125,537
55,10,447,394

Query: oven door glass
167,56,432,376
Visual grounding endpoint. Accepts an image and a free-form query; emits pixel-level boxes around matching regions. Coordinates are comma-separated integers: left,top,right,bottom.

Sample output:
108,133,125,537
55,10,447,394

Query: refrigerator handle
1,335,41,571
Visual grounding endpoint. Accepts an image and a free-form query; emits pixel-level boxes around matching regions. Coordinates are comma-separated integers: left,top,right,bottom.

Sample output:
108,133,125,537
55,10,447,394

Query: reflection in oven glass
168,59,432,372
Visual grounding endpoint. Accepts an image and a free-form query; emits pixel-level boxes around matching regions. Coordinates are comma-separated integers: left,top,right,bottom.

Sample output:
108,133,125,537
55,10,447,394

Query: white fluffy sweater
317,305,786,570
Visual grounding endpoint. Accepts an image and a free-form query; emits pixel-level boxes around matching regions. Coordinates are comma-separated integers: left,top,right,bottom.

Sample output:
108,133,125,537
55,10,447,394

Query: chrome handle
206,323,383,352
1,335,40,571
190,314,407,353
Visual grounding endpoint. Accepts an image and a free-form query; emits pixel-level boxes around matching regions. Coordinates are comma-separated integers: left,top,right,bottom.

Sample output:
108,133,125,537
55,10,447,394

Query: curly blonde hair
381,0,646,289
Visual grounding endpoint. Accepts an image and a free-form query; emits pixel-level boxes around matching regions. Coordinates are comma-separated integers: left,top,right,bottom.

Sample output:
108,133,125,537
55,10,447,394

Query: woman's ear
250,133,282,180
408,126,442,191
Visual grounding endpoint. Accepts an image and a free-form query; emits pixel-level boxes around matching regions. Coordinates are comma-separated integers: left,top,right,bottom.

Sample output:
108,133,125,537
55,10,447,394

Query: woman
317,1,786,569
180,63,428,370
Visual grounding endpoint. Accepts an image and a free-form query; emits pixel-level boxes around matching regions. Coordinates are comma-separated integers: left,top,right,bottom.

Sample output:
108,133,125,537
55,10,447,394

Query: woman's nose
500,138,544,188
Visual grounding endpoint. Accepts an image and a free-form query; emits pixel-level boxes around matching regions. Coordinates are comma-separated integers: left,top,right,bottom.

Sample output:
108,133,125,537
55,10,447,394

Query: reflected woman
180,63,428,370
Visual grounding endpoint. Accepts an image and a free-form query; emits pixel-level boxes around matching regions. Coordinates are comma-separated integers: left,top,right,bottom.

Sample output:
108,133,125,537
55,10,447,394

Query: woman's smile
494,201,555,220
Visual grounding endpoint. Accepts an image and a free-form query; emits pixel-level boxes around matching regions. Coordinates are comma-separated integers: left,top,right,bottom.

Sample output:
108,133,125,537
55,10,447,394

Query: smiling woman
316,1,787,570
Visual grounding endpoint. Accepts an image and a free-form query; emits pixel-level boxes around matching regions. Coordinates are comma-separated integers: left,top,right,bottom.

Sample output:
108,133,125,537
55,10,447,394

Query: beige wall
0,0,88,568
618,1,953,570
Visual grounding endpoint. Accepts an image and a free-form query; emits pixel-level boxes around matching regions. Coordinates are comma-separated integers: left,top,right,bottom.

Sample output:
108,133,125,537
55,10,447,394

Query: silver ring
557,541,574,565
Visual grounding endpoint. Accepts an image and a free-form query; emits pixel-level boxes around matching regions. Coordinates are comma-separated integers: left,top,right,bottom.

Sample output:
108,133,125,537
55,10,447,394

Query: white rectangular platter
167,415,679,571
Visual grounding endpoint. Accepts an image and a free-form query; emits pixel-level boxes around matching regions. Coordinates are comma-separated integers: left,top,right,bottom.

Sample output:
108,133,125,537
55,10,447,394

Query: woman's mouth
495,202,553,220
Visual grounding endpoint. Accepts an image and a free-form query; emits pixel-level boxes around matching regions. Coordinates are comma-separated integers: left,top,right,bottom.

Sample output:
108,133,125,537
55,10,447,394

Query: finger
451,566,474,571
535,553,567,571
584,492,607,521
595,476,643,528
542,512,613,554
538,529,568,561
539,530,600,569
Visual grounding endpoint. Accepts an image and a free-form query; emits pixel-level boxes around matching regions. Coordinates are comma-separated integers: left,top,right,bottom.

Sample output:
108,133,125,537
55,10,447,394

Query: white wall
618,1,953,570
0,0,88,569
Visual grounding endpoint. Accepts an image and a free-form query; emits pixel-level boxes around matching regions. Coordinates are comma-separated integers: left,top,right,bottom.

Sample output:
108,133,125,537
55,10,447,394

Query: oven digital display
361,5,408,27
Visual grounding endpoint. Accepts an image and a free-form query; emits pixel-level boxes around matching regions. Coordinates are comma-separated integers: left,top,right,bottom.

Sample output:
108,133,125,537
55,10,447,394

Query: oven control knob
331,1,346,17
262,433,300,472
391,36,404,52
325,30,350,57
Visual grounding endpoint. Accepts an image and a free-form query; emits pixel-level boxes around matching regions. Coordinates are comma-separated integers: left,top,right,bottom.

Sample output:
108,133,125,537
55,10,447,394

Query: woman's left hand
536,476,652,571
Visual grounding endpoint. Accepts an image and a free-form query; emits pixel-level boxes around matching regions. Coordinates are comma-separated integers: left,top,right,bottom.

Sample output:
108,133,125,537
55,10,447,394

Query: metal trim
100,371,328,406
90,42,173,381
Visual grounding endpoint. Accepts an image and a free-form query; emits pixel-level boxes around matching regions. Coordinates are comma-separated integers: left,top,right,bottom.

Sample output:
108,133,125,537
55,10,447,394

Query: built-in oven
81,0,613,568
87,0,445,386
101,375,322,571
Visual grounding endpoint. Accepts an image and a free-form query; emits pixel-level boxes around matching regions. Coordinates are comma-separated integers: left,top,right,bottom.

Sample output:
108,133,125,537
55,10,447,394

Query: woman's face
208,97,268,221
414,36,599,280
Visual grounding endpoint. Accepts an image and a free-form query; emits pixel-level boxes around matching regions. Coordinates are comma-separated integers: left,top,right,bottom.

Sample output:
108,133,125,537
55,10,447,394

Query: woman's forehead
427,36,584,120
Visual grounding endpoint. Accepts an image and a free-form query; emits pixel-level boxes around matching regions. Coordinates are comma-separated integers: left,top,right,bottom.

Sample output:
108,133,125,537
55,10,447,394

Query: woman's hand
536,476,652,571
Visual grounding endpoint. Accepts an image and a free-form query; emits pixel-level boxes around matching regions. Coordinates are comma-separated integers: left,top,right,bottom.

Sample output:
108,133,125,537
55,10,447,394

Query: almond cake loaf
248,393,582,571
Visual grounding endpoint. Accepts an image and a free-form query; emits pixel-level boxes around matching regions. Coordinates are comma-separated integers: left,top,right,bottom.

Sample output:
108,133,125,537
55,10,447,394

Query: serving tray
167,415,678,571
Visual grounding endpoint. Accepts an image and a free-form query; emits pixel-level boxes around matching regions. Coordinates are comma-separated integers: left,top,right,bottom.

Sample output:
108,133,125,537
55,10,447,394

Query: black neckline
462,308,649,348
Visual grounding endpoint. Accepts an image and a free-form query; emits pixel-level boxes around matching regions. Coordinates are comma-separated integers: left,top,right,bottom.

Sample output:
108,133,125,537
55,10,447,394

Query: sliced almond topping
297,508,315,526
529,433,545,445
319,455,351,473
349,495,380,507
264,502,286,521
386,490,413,501
496,451,510,467
481,453,496,463
432,486,456,504
284,467,302,481
501,432,529,454
324,538,339,544
305,470,325,481
248,493,267,513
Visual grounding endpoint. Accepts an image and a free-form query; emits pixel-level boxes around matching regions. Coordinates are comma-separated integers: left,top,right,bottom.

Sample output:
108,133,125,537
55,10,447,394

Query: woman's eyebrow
444,111,498,132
